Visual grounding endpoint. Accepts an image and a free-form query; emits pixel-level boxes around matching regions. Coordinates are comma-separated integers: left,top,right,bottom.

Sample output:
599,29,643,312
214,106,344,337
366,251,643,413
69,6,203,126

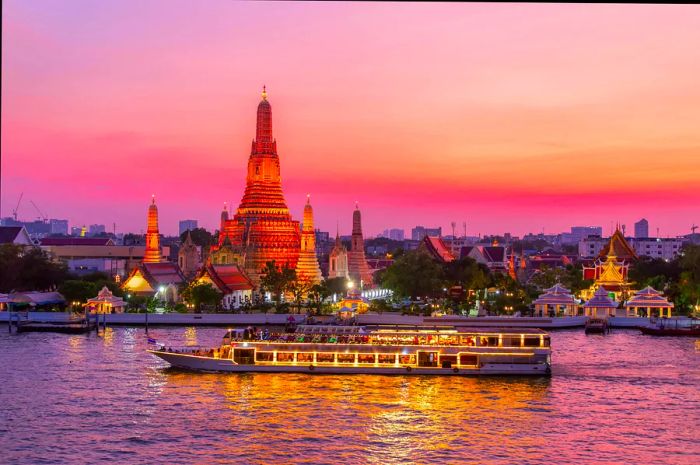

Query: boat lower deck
150,350,551,376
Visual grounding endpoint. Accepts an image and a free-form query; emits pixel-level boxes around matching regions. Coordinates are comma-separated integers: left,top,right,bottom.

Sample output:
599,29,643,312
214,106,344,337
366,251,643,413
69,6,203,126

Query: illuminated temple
122,196,185,301
347,205,374,287
581,227,638,301
212,88,301,284
295,196,322,285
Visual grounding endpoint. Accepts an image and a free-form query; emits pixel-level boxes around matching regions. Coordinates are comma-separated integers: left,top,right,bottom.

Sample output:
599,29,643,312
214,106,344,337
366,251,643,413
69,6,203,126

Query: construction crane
12,193,24,221
29,200,48,222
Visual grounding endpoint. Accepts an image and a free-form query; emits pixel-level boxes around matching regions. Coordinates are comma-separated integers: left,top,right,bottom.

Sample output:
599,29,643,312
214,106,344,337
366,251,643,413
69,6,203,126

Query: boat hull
149,351,550,376
639,327,700,337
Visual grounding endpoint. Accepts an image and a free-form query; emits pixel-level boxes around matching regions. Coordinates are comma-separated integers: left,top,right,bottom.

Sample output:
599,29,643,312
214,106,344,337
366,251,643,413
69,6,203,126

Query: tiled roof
583,286,618,308
422,236,455,263
0,226,23,244
142,262,186,286
625,286,674,308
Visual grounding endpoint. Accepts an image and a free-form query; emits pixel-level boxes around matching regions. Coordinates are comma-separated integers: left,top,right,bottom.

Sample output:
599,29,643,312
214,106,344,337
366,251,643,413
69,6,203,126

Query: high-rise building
347,205,373,287
88,224,106,236
179,219,198,236
49,219,69,235
381,228,404,241
213,87,301,284
143,196,162,263
295,196,322,285
411,226,441,241
634,218,649,238
560,226,603,245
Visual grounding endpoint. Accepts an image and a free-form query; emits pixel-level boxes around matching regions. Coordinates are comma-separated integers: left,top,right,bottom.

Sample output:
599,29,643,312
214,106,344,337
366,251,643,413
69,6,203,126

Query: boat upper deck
224,325,550,349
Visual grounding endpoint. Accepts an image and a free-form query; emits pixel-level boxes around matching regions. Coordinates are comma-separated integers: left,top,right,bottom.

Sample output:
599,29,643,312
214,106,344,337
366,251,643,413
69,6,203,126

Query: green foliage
180,228,214,249
368,299,391,313
324,277,349,295
0,244,69,293
181,282,221,311
444,257,489,290
259,261,297,305
58,280,97,304
381,250,445,299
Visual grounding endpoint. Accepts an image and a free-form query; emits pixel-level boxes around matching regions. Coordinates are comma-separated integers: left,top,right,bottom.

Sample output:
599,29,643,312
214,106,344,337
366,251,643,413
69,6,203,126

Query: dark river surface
0,327,698,465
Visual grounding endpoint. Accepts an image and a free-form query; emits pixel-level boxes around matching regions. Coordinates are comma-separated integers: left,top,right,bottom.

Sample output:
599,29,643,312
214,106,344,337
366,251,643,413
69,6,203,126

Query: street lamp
347,280,354,290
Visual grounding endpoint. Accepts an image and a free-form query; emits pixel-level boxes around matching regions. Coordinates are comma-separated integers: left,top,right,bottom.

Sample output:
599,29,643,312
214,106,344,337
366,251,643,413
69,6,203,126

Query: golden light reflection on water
184,327,199,347
157,372,551,464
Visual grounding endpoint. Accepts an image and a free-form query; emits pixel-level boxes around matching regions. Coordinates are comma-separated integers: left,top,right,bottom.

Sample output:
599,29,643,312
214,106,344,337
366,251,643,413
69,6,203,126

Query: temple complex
122,197,186,301
581,227,638,301
328,227,349,279
143,195,162,263
213,88,301,284
294,196,322,285
347,205,373,287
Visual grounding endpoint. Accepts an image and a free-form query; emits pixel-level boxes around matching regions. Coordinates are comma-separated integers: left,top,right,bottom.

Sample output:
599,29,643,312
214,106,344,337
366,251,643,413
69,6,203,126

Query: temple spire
143,196,162,263
255,86,273,147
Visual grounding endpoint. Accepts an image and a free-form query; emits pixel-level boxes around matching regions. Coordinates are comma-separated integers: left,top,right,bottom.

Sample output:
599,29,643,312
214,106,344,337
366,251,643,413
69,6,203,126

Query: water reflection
1,328,698,465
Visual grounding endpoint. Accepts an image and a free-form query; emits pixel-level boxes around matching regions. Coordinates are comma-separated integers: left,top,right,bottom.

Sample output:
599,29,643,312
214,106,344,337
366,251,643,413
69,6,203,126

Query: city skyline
3,2,700,236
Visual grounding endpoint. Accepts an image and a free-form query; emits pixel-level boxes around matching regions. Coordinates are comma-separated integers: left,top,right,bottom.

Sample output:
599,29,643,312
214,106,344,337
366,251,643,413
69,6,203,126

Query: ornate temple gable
599,227,638,261
597,255,626,284
122,267,155,294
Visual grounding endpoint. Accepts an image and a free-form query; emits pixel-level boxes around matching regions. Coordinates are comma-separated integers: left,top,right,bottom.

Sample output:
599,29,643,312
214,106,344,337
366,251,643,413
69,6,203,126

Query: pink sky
2,1,700,237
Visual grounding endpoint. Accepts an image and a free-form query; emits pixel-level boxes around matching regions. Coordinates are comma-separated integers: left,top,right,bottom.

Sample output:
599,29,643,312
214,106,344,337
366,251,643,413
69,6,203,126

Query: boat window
460,336,476,346
277,352,294,362
233,349,255,365
358,354,376,364
523,337,541,347
255,352,274,362
399,354,416,365
440,355,457,368
378,354,396,364
337,353,356,364
543,336,551,347
506,336,522,347
316,353,334,363
418,351,439,367
459,354,478,366
297,353,314,362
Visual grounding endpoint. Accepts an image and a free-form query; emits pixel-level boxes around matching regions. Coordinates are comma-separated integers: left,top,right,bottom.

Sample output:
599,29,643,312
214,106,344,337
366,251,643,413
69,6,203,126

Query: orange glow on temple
213,88,301,284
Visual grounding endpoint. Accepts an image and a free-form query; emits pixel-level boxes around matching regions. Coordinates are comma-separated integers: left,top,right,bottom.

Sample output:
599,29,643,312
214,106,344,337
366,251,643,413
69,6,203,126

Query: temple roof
533,283,576,306
141,262,185,286
598,228,638,261
199,264,255,293
583,286,618,308
624,286,674,308
421,236,455,263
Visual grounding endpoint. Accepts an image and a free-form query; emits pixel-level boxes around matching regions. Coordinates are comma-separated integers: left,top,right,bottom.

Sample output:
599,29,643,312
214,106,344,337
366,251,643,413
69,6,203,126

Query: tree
0,244,69,293
58,280,96,304
381,250,445,299
444,257,489,291
180,227,214,249
676,245,700,314
181,282,221,311
258,261,297,306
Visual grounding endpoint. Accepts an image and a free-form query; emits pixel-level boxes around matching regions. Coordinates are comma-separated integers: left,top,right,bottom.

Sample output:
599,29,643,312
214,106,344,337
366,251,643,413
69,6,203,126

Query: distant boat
639,318,700,337
585,318,609,334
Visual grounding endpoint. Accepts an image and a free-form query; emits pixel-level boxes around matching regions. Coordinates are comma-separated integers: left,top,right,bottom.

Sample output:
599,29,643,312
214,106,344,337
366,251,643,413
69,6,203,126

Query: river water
0,327,698,465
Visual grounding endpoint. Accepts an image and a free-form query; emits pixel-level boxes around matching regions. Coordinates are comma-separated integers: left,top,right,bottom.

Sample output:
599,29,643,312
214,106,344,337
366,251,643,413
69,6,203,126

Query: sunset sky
2,1,700,237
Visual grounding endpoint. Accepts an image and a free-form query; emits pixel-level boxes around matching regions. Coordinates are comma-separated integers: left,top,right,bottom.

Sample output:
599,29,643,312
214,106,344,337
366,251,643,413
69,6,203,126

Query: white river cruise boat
149,325,552,376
